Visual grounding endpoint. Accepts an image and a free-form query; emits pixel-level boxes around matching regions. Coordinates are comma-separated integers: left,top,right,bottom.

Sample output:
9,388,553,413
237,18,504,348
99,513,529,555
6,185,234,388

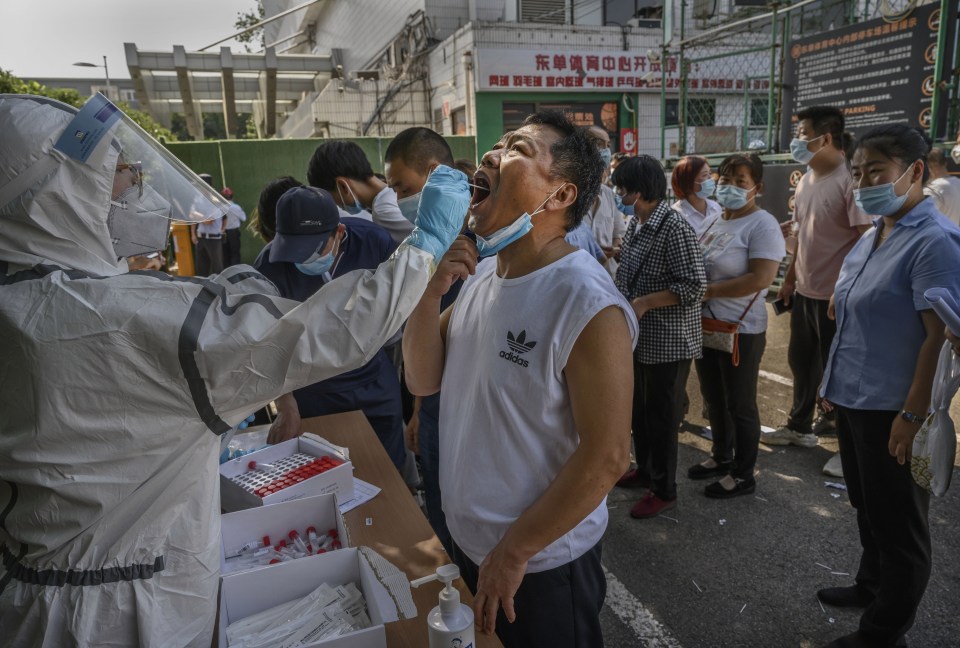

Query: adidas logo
500,330,536,368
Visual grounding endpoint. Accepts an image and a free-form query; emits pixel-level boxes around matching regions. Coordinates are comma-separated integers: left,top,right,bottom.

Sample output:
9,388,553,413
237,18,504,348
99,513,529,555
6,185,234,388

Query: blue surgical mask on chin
695,178,717,199
473,184,565,257
853,164,914,216
397,192,420,223
337,183,363,215
790,135,823,165
715,184,755,210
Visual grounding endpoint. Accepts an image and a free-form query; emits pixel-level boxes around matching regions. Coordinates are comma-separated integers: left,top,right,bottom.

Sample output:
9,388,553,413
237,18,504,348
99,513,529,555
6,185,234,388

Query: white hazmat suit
0,95,469,647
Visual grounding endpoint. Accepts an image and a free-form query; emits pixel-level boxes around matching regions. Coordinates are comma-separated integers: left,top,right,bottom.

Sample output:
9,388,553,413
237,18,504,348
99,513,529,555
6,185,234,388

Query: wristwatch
899,410,924,425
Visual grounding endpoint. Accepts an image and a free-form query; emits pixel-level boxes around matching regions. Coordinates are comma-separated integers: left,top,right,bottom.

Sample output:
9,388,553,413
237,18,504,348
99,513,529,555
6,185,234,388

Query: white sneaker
823,453,844,477
761,426,818,447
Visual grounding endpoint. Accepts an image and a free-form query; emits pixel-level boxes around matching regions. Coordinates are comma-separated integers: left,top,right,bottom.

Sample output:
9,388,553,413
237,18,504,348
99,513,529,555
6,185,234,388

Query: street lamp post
72,56,111,101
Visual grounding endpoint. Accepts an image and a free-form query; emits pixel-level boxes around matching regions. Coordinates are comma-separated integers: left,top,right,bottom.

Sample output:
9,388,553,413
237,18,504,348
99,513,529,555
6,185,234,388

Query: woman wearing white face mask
816,125,960,648
670,155,721,239
688,154,785,499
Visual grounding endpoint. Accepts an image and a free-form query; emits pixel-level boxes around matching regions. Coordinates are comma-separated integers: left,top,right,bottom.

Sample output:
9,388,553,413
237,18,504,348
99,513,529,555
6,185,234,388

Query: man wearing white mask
307,140,415,244
384,126,462,553
765,105,872,458
0,93,469,647
403,111,638,647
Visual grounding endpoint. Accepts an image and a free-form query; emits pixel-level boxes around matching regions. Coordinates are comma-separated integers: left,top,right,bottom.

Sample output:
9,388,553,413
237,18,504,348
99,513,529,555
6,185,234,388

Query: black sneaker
704,476,756,499
687,461,732,480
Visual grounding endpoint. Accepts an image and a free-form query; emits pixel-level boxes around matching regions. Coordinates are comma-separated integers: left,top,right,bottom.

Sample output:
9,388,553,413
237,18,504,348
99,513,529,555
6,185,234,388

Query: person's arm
471,305,634,634
196,168,470,425
402,236,478,396
268,392,302,444
889,309,945,464
405,396,422,454
946,328,960,355
633,224,706,318
191,223,198,245
705,258,780,300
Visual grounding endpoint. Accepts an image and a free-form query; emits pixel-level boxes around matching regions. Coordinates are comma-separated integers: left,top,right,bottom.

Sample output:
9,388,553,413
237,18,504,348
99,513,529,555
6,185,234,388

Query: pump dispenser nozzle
411,565,474,647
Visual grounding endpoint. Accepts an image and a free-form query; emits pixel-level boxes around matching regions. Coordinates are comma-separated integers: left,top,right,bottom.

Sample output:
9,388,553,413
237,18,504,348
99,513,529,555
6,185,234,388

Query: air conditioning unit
520,0,566,24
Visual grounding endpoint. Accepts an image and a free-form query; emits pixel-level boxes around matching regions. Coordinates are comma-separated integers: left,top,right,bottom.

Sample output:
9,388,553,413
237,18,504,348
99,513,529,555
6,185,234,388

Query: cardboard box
220,436,354,512
220,493,350,576
219,548,412,648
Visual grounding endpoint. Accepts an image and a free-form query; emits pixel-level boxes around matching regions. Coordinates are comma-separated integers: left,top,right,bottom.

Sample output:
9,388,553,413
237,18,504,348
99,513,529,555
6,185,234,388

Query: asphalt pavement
598,303,960,648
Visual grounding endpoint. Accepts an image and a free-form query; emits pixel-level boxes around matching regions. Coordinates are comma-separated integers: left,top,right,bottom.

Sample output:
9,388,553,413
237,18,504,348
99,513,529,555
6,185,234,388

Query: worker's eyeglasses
116,162,143,198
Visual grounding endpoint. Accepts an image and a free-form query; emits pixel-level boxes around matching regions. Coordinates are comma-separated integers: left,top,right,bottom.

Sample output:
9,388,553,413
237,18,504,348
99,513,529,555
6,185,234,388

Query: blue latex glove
219,414,259,463
406,165,470,260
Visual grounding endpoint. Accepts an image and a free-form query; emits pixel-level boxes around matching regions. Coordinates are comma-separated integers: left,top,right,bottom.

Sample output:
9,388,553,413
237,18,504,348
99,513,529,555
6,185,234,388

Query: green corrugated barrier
166,136,477,265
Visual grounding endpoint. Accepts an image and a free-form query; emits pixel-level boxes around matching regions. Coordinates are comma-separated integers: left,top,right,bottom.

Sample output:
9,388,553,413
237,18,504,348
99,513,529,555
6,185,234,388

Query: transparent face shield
103,98,228,225
55,94,230,258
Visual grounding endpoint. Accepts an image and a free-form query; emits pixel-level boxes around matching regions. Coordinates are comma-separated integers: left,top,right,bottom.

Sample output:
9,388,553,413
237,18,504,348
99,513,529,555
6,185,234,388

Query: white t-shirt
700,208,785,334
439,250,639,573
370,186,416,244
672,198,722,240
584,185,627,276
924,176,960,225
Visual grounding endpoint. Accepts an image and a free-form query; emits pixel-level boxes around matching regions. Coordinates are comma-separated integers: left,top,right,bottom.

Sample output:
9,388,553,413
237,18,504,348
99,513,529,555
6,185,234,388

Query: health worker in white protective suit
0,94,470,648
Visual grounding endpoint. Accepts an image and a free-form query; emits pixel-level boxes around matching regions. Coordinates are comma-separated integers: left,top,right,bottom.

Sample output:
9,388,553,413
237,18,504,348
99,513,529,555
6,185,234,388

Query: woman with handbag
688,154,785,498
611,155,707,518
816,125,960,648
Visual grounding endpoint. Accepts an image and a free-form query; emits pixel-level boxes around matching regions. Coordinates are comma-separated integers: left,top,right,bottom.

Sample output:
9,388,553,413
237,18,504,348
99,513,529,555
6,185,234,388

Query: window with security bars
750,98,769,127
688,98,716,127
520,0,568,24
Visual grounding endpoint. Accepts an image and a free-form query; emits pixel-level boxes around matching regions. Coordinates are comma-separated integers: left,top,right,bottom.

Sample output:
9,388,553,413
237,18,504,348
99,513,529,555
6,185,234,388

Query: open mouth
471,174,491,207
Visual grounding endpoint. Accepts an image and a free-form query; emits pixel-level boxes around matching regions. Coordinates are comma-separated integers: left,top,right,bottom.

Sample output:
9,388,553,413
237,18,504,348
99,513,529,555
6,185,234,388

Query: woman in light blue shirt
818,125,960,648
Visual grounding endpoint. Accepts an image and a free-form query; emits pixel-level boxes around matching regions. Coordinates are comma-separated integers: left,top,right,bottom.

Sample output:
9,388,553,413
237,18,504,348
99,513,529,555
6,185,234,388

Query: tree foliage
234,1,266,53
0,69,84,107
0,68,177,142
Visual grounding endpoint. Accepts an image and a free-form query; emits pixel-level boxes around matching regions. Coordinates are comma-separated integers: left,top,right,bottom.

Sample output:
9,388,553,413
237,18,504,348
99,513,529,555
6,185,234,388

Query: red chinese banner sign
475,49,764,93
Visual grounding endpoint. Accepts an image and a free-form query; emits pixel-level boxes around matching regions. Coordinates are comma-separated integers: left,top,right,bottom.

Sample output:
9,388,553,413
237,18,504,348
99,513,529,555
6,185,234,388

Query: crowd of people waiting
3,87,959,648
224,104,960,648
219,104,960,648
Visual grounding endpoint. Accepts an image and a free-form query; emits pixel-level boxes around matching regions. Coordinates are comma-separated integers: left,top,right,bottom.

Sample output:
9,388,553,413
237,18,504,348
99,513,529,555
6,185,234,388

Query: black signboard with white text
781,3,958,146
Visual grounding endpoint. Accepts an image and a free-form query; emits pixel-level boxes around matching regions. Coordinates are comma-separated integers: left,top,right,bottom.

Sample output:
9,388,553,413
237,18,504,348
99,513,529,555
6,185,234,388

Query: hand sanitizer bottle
411,564,476,648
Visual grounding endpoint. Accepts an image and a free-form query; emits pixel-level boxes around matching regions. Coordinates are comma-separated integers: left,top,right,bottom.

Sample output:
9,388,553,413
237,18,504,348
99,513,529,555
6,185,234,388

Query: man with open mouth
403,111,639,648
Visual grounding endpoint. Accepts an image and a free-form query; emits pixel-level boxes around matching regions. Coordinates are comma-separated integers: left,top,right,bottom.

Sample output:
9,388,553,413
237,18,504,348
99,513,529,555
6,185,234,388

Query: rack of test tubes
229,453,344,499
223,526,343,573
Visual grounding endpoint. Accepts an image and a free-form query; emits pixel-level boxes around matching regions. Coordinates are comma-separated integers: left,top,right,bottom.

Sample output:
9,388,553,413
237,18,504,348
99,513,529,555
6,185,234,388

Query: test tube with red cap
248,460,278,473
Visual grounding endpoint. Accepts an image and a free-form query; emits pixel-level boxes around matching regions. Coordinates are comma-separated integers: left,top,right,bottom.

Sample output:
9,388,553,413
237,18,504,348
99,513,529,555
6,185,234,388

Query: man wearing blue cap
254,186,406,469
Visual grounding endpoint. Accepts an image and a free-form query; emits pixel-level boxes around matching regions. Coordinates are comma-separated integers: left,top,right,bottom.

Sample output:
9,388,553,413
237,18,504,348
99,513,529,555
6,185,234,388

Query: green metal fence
661,0,959,160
